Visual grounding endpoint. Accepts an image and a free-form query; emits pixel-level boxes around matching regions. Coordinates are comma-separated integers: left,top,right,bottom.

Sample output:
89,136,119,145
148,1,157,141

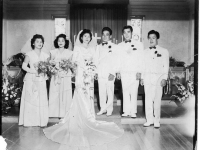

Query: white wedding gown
43,45,124,150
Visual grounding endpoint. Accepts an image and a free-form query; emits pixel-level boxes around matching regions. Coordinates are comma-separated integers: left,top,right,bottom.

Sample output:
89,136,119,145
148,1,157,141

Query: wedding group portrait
1,0,198,150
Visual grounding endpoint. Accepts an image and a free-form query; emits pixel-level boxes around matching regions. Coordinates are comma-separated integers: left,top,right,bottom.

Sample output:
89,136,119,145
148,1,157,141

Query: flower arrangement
171,80,194,104
2,78,22,114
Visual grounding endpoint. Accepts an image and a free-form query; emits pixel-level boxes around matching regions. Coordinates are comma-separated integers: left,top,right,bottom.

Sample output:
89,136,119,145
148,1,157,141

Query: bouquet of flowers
171,80,194,104
2,78,22,114
47,59,59,77
83,58,96,85
34,61,48,76
59,59,71,72
68,61,77,77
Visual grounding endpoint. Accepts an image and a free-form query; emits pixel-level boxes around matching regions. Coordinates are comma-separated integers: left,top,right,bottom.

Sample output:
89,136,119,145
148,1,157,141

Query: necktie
125,40,131,43
150,46,156,49
102,42,108,46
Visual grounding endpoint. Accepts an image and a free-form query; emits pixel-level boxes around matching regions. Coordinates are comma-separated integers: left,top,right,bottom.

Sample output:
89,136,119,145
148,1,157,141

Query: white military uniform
118,40,144,116
94,41,118,114
143,45,169,124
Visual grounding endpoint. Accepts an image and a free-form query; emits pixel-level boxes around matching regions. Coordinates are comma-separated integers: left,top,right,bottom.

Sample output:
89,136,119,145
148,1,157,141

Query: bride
43,29,124,150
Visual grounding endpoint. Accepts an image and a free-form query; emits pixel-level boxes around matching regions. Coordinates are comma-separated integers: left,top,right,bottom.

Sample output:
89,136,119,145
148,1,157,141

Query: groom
95,27,118,116
117,25,144,118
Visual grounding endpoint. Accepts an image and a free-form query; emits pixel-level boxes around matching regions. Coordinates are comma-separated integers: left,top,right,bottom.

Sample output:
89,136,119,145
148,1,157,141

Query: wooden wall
128,0,195,65
3,0,70,61
3,0,195,65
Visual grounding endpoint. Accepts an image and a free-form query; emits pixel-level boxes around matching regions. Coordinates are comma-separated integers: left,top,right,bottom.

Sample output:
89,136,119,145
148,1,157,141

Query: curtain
70,4,127,44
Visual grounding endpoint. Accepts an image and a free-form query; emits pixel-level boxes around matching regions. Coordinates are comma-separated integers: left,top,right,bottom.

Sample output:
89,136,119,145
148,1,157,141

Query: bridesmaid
19,34,49,127
48,34,73,118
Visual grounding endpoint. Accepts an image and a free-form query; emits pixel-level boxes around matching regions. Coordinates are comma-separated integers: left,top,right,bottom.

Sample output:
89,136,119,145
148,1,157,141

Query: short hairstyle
122,25,133,33
31,34,44,49
54,34,69,49
102,27,112,35
79,29,92,43
147,30,160,39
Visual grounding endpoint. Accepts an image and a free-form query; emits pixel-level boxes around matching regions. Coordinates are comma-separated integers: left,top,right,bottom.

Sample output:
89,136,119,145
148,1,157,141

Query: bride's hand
108,74,115,81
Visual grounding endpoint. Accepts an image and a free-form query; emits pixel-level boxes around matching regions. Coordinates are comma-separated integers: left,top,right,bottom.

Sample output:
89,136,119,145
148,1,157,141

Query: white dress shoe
96,111,106,116
131,113,137,118
154,123,160,129
121,113,130,117
143,122,154,127
106,112,112,117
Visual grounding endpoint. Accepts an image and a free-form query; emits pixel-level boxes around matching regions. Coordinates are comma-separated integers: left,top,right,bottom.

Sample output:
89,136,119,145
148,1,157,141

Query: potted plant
171,80,194,107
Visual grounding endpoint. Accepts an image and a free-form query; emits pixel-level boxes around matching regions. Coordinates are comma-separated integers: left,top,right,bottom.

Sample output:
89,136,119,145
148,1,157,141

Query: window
129,15,145,42
55,18,66,37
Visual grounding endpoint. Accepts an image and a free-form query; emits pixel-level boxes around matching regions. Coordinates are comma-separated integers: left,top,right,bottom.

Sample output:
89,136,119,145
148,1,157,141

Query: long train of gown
43,84,124,150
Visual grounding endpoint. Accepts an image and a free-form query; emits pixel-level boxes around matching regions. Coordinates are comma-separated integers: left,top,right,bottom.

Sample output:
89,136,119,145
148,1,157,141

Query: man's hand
116,73,121,80
136,73,141,80
160,79,167,87
140,79,144,86
108,74,115,81
94,73,98,80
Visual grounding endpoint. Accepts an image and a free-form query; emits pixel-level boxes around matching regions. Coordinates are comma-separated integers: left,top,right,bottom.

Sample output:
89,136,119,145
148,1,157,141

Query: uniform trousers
144,83,163,124
121,73,139,115
98,78,115,113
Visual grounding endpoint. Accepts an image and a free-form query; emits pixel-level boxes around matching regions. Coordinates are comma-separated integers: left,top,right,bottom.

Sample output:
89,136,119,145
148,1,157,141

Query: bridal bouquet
34,61,48,76
67,61,77,77
47,59,59,76
59,59,71,72
59,58,77,77
47,58,77,77
83,58,96,84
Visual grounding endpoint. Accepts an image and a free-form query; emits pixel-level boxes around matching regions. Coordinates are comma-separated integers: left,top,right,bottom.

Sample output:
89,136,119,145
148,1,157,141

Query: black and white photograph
1,0,198,150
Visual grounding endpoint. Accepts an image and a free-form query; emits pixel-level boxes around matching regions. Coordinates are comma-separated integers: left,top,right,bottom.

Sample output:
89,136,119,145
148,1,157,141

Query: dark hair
54,34,69,49
122,25,133,33
102,27,112,35
31,34,44,49
79,29,92,43
147,30,160,39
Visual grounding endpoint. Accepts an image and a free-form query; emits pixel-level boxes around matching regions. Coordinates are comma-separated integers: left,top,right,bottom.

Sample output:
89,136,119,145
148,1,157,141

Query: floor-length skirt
48,76,72,117
19,80,49,127
43,87,124,150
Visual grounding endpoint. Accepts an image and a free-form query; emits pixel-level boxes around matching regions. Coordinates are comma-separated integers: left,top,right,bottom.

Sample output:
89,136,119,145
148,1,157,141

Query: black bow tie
102,42,108,46
150,46,156,49
125,40,131,43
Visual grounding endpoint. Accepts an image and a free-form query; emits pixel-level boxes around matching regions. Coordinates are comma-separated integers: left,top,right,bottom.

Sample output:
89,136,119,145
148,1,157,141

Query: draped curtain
70,4,127,44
